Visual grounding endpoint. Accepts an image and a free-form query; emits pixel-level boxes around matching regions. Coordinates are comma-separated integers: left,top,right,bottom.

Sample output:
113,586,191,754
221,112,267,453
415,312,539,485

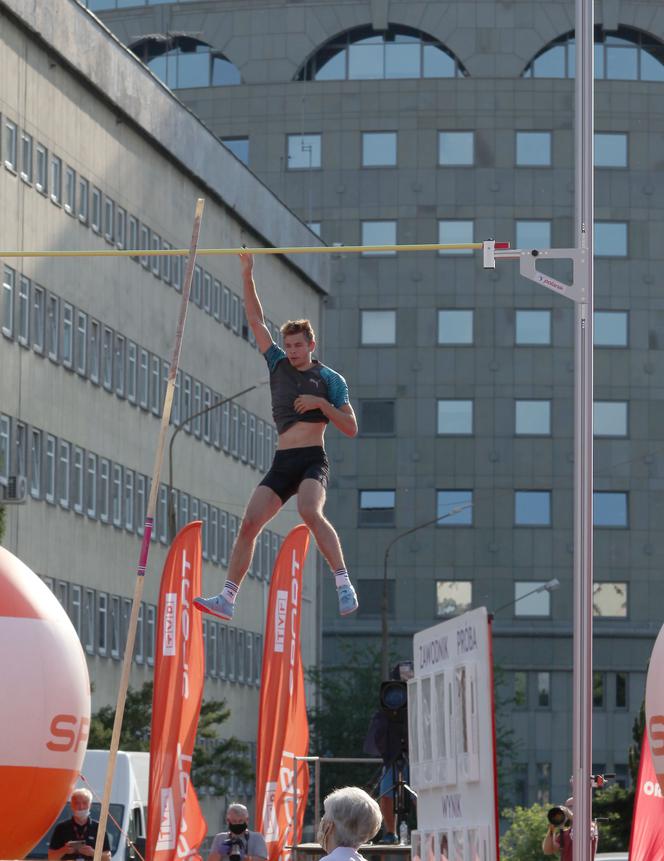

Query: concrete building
92,0,664,807
0,0,326,831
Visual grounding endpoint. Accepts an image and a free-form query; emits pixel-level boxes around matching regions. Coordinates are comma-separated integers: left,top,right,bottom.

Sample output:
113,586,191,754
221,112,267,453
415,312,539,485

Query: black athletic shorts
259,445,329,503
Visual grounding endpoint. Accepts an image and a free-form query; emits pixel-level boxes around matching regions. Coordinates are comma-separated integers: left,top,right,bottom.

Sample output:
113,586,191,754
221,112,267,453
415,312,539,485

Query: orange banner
628,731,664,860
255,524,311,861
147,521,207,861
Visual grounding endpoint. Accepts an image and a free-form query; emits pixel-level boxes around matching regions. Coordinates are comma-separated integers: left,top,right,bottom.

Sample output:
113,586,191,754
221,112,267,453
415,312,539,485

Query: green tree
493,665,523,808
499,804,550,861
88,682,252,795
592,782,632,851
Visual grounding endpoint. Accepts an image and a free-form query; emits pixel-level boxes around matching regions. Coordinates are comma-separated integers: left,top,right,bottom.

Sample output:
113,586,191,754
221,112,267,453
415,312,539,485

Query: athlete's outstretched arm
240,252,273,353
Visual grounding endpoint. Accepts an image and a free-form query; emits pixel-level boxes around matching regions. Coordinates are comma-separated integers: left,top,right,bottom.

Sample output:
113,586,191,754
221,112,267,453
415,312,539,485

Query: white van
27,750,149,861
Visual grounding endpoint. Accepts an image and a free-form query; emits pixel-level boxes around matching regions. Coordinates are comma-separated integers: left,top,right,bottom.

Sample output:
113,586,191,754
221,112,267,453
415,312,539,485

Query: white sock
334,568,351,589
221,580,239,604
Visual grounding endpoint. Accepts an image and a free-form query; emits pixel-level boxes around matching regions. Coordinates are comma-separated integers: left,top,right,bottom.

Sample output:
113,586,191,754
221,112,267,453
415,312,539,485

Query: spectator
207,803,268,861
317,787,382,861
48,788,111,861
542,797,598,860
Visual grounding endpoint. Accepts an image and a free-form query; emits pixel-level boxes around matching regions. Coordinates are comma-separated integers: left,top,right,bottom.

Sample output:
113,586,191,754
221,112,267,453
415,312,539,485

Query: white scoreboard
409,607,498,861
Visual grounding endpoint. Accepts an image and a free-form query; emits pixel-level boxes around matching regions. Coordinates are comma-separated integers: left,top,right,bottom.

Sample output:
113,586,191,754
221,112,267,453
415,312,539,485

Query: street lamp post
491,578,561,617
167,381,267,541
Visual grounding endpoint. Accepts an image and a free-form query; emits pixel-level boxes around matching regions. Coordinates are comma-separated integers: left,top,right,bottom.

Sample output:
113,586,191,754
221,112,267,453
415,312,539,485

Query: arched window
296,24,468,81
523,25,664,80
129,34,241,88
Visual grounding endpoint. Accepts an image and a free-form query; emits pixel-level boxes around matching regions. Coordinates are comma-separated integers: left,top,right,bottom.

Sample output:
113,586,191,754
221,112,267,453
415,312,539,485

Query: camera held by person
542,796,598,860
207,803,268,861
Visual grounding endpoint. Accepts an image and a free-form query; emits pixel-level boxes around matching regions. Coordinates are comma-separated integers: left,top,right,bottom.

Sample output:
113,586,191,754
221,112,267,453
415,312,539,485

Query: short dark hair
280,319,315,343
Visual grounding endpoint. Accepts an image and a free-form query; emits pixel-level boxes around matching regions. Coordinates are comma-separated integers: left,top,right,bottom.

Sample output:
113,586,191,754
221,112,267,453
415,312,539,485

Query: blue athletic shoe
193,593,235,621
337,583,358,616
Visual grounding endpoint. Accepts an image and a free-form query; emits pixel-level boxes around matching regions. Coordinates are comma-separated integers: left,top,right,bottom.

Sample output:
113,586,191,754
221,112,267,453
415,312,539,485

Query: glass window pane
594,582,627,617
436,581,472,618
516,132,552,166
593,492,628,527
438,310,473,344
360,490,395,508
385,43,420,78
595,311,628,346
615,672,627,708
516,220,551,250
533,45,566,77
594,401,628,437
423,44,456,77
361,221,397,255
515,310,551,345
537,671,551,707
287,134,321,169
595,222,627,257
362,132,397,167
606,45,638,79
177,50,210,88
515,400,551,435
514,672,527,707
514,581,551,616
515,491,551,526
438,132,474,166
222,138,249,165
211,55,241,86
437,400,473,435
348,43,384,79
315,49,346,81
437,490,473,526
361,310,396,345
359,490,395,526
641,50,664,82
438,220,474,255
593,672,605,707
595,133,627,167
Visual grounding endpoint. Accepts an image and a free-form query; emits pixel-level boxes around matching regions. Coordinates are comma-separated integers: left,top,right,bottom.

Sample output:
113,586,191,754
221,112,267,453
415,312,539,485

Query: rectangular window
72,446,84,514
437,400,473,435
256,420,264,469
183,375,192,431
595,310,628,347
172,370,182,427
88,319,100,383
438,131,474,165
4,119,17,170
124,469,134,531
219,511,228,565
61,302,74,368
231,404,239,457
35,143,47,193
46,293,59,361
193,380,202,437
362,131,397,166
64,166,76,214
97,593,108,657
103,196,114,243
160,240,172,283
127,341,137,404
437,490,473,525
116,206,126,249
172,255,181,292
514,581,552,617
515,400,551,435
74,311,87,376
0,415,9,486
158,485,168,543
201,502,209,560
360,400,395,436
536,763,551,805
514,672,527,708
231,293,240,334
515,309,551,345
516,131,552,166
438,309,473,344
151,232,161,277
361,220,397,255
240,409,248,461
593,672,604,708
2,265,15,339
138,349,149,409
202,387,212,442
114,334,126,398
45,434,56,503
20,131,33,182
83,588,95,655
50,155,62,204
615,672,628,708
361,309,396,344
594,401,628,437
102,326,113,391
128,215,138,258
287,133,321,168
99,458,110,523
594,492,628,527
213,279,222,320
78,176,89,224
203,271,212,313
593,582,628,618
515,490,551,526
151,355,161,415
596,222,628,257
146,605,156,666
436,581,472,618
222,286,231,327
86,452,97,518
111,463,123,527
595,132,627,167
91,187,101,233
58,440,70,509
516,220,551,250
438,220,474,255
30,428,42,499
136,474,147,535
134,602,145,665
15,422,27,479
110,595,121,659
32,283,45,354
17,275,30,347
359,489,396,527
221,136,250,164
193,265,202,306
248,414,256,464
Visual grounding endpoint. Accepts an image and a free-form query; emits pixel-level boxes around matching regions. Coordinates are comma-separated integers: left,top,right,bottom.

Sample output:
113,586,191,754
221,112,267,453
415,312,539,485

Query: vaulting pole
92,198,205,861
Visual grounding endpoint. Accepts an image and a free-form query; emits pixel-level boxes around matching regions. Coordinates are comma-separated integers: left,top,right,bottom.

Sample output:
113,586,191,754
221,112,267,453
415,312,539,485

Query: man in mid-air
194,252,358,621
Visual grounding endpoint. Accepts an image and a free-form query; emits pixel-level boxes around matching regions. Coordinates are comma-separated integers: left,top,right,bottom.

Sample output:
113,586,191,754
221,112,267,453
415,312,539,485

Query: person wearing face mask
207,802,268,861
48,788,111,861
317,787,383,861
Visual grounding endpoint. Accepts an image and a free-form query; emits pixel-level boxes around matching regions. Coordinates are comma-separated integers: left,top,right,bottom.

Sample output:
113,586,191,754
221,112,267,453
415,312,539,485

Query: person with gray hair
208,802,268,861
317,787,383,861
48,788,111,861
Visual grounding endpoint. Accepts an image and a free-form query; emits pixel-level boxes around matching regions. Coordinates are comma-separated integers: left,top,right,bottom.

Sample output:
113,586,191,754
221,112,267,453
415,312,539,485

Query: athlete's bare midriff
277,420,327,450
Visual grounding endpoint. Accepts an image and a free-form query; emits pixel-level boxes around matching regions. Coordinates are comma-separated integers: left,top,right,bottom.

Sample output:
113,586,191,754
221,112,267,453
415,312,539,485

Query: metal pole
92,198,205,861
572,0,594,858
314,758,321,828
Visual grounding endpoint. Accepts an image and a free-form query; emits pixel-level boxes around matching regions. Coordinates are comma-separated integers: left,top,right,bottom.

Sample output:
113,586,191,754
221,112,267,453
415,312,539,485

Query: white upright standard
409,607,498,861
